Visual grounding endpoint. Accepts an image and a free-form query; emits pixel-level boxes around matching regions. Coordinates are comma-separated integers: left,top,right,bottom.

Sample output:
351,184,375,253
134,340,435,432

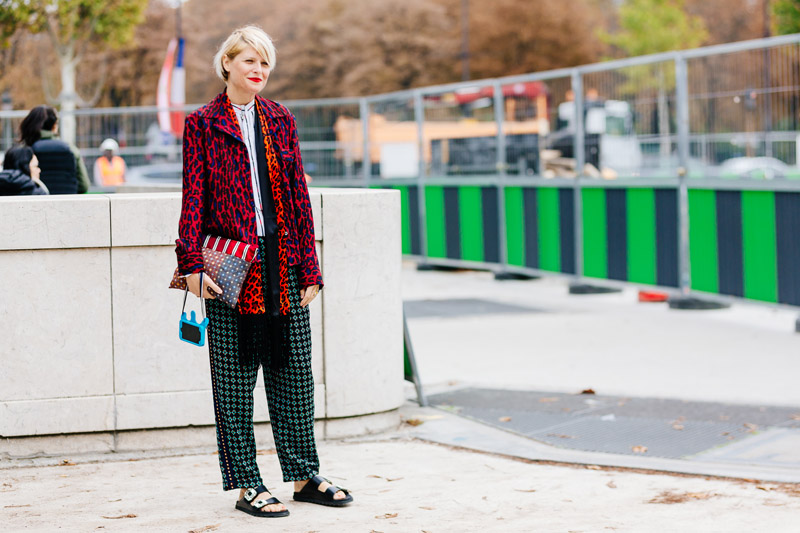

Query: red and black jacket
176,92,322,289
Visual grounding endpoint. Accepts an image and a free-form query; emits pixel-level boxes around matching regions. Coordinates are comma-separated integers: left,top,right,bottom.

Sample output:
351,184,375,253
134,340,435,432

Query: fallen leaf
101,514,137,520
514,488,537,493
386,477,403,482
188,525,221,533
107,499,121,503
482,496,488,500
744,423,759,433
375,513,398,519
256,449,277,455
756,486,774,492
790,414,800,421
404,419,424,426
498,416,512,422
547,433,576,439
648,490,717,504
672,424,685,431
607,481,617,489
367,475,383,479
632,445,648,454
419,506,435,510
586,465,602,470
580,389,596,395
539,397,559,403
3,504,31,508
60,459,76,466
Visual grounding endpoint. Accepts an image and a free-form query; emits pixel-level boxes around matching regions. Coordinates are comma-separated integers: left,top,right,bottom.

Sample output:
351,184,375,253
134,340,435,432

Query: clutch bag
169,236,259,308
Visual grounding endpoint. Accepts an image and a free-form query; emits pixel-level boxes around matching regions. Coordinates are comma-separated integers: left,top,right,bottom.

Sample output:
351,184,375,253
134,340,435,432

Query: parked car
718,157,790,179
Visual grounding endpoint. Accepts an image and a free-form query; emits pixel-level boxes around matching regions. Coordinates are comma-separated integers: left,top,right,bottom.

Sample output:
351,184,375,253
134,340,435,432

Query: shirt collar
231,99,255,115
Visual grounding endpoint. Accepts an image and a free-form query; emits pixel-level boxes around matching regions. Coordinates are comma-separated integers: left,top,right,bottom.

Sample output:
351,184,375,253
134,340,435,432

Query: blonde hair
213,25,277,82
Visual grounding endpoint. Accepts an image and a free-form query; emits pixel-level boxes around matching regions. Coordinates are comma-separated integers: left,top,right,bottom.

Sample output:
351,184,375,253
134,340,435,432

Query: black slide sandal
293,475,354,507
235,484,290,517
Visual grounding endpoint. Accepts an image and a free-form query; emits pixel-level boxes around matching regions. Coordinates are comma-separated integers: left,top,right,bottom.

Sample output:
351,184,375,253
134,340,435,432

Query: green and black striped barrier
503,186,576,274
374,181,800,308
580,187,679,288
688,188,800,305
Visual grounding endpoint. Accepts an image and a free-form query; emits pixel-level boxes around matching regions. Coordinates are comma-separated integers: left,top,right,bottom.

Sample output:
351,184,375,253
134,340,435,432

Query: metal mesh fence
1,35,799,185
687,42,800,179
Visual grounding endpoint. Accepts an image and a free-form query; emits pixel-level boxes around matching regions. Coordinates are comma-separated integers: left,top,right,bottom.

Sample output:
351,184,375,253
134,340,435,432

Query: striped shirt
231,100,265,236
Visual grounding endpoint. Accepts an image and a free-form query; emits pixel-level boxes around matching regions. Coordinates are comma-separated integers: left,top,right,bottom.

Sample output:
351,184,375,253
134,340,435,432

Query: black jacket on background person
32,134,80,195
0,169,48,196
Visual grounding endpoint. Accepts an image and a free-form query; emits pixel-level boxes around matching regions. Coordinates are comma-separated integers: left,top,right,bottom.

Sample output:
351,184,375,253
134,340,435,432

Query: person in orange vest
93,138,127,186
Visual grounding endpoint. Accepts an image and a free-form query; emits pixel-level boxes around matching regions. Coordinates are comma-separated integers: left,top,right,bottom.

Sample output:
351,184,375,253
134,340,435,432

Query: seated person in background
0,145,49,196
93,138,127,186
19,105,89,194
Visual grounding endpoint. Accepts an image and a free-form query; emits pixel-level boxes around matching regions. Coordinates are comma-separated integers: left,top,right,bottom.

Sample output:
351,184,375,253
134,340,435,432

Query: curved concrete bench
0,189,402,456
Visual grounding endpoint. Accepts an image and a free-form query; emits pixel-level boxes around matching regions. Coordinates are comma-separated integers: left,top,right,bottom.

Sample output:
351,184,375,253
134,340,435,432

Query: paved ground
3,263,800,531
402,263,800,407
2,411,800,533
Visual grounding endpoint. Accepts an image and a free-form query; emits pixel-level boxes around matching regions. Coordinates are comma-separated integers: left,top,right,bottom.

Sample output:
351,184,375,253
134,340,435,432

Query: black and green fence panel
503,186,576,274
688,188,800,305
580,187,679,287
374,184,422,256
423,185,501,264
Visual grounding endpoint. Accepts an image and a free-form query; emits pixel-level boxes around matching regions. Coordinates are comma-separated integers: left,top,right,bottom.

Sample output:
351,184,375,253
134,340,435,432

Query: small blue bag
179,273,209,347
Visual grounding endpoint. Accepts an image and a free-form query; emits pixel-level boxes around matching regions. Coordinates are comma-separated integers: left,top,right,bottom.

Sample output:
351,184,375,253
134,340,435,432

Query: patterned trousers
206,244,319,490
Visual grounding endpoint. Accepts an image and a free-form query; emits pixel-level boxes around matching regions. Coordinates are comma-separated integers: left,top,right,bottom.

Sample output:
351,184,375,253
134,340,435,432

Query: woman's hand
186,272,222,299
300,284,320,308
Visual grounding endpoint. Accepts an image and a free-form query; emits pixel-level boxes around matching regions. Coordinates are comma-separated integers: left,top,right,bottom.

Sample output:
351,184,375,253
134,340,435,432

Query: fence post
360,97,370,188
675,54,692,295
413,90,429,262
493,80,509,270
572,69,585,281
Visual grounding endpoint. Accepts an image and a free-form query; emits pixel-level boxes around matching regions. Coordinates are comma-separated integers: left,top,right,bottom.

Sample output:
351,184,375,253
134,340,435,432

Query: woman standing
19,106,89,194
175,26,352,518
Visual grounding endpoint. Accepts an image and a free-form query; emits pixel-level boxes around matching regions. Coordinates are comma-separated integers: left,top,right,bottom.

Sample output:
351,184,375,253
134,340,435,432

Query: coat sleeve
288,114,323,289
175,113,206,275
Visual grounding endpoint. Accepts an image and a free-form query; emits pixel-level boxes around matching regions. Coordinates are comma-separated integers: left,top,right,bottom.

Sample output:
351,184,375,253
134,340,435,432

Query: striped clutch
169,236,260,308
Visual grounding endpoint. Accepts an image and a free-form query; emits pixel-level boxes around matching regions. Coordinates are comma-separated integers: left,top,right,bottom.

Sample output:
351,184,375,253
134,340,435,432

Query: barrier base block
494,271,540,281
568,283,623,295
794,316,800,333
416,263,462,272
667,296,729,310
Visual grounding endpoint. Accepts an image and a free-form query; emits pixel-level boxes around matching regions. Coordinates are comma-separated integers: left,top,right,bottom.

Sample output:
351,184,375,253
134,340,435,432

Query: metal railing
2,34,800,307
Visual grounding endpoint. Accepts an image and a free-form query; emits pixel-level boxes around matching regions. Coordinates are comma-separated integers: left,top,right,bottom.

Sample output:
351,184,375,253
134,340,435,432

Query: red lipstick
248,77,262,83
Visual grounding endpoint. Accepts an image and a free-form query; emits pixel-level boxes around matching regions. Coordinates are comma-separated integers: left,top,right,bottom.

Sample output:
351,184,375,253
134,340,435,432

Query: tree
686,0,763,44
452,0,608,80
773,0,800,34
601,0,708,159
266,0,458,98
0,0,148,144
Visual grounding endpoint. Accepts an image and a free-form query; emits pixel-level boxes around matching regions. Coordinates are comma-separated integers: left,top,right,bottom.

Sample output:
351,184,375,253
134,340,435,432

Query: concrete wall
0,189,403,451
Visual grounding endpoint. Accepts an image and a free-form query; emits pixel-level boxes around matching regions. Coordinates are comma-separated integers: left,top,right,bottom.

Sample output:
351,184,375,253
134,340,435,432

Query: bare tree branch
77,55,107,107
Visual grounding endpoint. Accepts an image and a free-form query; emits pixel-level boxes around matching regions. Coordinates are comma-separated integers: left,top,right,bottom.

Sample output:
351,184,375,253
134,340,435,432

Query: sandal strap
243,484,271,503
308,474,327,489
252,497,281,509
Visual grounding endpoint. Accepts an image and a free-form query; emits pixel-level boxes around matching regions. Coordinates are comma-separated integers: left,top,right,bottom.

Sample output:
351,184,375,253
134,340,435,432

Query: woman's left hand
300,284,320,307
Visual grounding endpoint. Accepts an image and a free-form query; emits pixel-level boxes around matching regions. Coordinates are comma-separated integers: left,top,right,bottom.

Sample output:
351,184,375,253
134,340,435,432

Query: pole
461,0,470,81
572,70,585,280
675,55,691,295
176,0,182,38
493,80,508,269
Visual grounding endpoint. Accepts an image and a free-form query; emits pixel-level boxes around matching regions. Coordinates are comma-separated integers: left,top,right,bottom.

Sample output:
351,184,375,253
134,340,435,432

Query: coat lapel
256,96,293,174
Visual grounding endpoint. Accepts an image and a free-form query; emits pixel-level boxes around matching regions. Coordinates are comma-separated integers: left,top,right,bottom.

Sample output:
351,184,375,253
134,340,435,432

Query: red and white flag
157,38,186,138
